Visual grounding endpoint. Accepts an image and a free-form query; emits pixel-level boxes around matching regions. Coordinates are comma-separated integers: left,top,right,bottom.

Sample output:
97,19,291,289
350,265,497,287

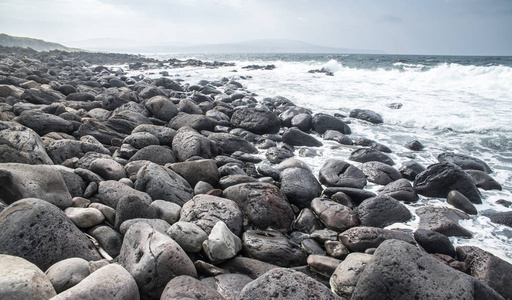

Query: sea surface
126,53,512,263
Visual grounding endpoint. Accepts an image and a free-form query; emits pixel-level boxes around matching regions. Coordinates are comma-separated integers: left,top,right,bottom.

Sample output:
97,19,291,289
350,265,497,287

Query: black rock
169,112,216,132
265,146,294,164
414,229,456,257
349,109,383,124
357,195,411,228
322,130,353,145
128,145,176,165
312,113,351,134
378,178,418,202
339,226,416,252
323,187,377,204
349,148,394,166
399,160,426,181
416,206,472,237
361,161,401,185
114,194,157,229
208,132,258,155
319,159,367,188
17,110,73,136
447,190,477,215
485,211,512,227
242,230,306,267
465,169,502,190
290,113,312,132
280,167,323,209
438,152,492,174
282,127,322,147
406,140,424,151
172,126,212,162
66,92,95,102
231,106,281,135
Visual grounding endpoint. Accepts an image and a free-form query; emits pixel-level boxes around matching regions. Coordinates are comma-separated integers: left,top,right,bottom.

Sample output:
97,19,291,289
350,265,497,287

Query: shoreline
0,46,511,299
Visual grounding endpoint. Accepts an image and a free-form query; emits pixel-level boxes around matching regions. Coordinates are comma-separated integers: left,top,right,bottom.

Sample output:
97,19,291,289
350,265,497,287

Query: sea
124,53,512,263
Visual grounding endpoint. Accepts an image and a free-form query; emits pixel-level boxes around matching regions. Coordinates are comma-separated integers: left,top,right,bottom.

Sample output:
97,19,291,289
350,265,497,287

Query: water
125,53,512,262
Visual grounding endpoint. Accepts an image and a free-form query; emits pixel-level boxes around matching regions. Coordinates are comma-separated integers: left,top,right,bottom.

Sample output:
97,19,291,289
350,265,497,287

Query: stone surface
239,268,342,300
117,222,197,299
356,195,411,228
172,126,212,161
201,273,253,300
160,275,224,300
50,264,139,300
280,167,322,208
349,108,383,124
0,198,100,271
330,253,373,299
128,145,176,165
339,226,416,252
87,225,123,258
311,113,351,134
0,254,56,300
203,221,242,263
351,240,503,300
319,159,367,188
265,146,294,164
447,190,478,215
310,198,360,231
0,163,72,208
179,194,243,235
96,180,152,208
231,106,281,134
167,159,220,187
17,110,73,136
64,207,105,228
438,152,492,173
416,206,472,237
361,161,402,185
242,230,307,267
282,127,323,147
114,194,157,229
208,132,258,154
150,200,181,225
378,178,418,202
144,95,178,122
414,162,482,204
223,182,294,232
45,257,90,293
399,160,426,180
167,221,208,253
349,148,394,166
0,121,53,164
466,169,502,191
414,229,456,257
307,254,341,277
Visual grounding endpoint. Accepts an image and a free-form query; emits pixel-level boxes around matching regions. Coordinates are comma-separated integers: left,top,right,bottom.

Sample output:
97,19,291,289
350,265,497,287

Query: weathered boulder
114,194,157,229
414,229,456,257
203,221,242,263
330,253,373,299
172,126,212,161
447,190,477,215
239,268,341,300
223,182,294,232
208,132,258,154
96,180,152,208
168,159,219,187
64,207,105,228
123,132,160,149
349,108,383,124
312,113,351,134
351,240,503,300
399,160,426,180
416,206,472,237
378,178,418,202
179,194,243,236
280,167,322,208
242,230,307,267
50,264,139,300
167,221,208,253
134,162,193,206
349,148,394,165
169,112,216,131
47,139,111,165
0,163,72,208
117,222,197,299
160,275,224,300
414,162,481,204
361,161,401,185
144,95,178,121
319,159,366,188
0,254,56,300
356,195,411,228
201,273,253,300
265,146,295,164
89,158,126,181
438,152,492,173
45,257,90,293
323,130,353,145
466,169,502,190
323,187,376,204
282,127,323,147
17,110,73,136
0,199,101,270
231,106,281,134
311,198,360,231
128,145,176,165
132,124,176,146
339,226,415,252
0,121,53,164
74,118,126,145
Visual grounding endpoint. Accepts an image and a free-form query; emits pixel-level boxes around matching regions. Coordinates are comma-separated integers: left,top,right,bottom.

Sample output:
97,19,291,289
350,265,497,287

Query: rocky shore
0,46,511,300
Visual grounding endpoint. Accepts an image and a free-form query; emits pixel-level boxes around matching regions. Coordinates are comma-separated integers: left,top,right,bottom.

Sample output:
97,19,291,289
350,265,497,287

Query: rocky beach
0,46,511,300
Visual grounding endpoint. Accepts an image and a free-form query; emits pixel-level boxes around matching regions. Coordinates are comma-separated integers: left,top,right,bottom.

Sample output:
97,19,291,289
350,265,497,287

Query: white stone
64,207,105,228
202,221,242,263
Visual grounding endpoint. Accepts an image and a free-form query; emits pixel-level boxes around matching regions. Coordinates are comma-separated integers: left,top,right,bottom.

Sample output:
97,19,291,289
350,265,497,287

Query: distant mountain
0,33,81,52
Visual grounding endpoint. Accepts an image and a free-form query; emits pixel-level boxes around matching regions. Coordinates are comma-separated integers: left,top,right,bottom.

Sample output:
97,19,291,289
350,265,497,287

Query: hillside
0,33,80,52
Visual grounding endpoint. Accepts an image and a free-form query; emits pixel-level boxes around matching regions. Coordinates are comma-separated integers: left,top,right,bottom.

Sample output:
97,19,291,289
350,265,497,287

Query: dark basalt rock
208,132,258,155
241,230,307,267
406,140,424,151
144,95,178,122
416,206,472,237
230,106,281,135
114,194,157,229
361,161,401,185
279,107,311,127
484,211,512,227
167,159,220,187
74,118,126,145
447,190,477,215
21,88,62,104
169,112,216,131
66,92,95,102
323,130,353,145
414,162,481,204
465,169,502,190
280,167,322,209
128,145,176,165
172,126,212,162
414,229,456,257
399,160,426,180
282,127,323,147
349,148,394,166
291,113,313,132
132,124,176,146
323,187,377,204
161,275,224,300
351,240,503,300
16,110,73,136
311,198,360,231
438,152,492,174
0,198,101,270
265,146,294,164
356,195,411,228
312,113,351,134
349,108,383,124
378,179,418,202
339,226,416,252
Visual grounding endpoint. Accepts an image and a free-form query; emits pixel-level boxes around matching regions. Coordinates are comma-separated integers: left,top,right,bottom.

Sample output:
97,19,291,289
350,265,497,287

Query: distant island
0,33,384,55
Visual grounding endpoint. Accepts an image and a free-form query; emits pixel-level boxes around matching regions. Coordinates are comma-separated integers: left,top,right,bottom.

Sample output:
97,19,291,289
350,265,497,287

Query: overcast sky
1,0,511,55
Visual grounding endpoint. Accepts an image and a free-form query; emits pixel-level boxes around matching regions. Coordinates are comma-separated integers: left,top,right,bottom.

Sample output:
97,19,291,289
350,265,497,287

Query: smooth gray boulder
466,169,502,190
132,124,176,146
438,152,492,173
319,159,366,188
414,229,456,257
339,226,416,252
167,221,208,253
416,206,472,237
349,108,383,124
123,132,160,149
160,275,224,300
172,126,212,161
167,159,220,187
239,268,342,300
330,253,373,299
311,113,351,134
150,200,181,225
134,162,193,206
231,106,281,134
50,264,139,300
114,194,157,229
97,180,152,208
128,145,176,165
280,167,322,208
117,222,197,299
16,110,73,136
144,95,178,121
201,273,253,300
378,178,418,202
87,225,123,258
89,158,126,181
349,148,394,166
64,207,105,228
47,139,111,165
311,198,360,231
0,254,57,300
0,198,101,270
45,257,90,293
351,240,504,300
168,112,216,131
356,195,411,228
447,190,477,215
0,121,53,164
361,161,401,185
0,163,72,208
179,194,243,236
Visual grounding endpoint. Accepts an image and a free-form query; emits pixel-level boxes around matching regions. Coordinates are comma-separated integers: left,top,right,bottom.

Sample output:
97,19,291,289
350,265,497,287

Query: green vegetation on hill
0,33,82,52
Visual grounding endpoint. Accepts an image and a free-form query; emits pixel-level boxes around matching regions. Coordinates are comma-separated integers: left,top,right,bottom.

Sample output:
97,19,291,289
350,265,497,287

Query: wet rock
319,159,366,188
378,178,418,202
399,160,426,180
0,121,53,164
239,268,341,300
134,162,193,206
51,264,139,300
169,112,216,131
201,273,253,300
325,241,350,259
351,240,503,300
242,230,307,267
323,187,376,204
223,182,294,232
0,198,101,270
231,106,281,134
144,95,178,121
339,226,416,252
406,140,424,151
291,113,313,132
357,195,411,227
45,257,90,293
414,229,456,257
150,200,181,225
0,163,72,208
349,148,394,166
349,108,383,124
438,152,492,173
280,167,322,208
330,253,373,299
485,211,512,227
292,208,324,233
466,169,502,190
97,180,151,208
179,194,243,235
457,245,512,300
312,113,351,134
0,254,56,299
167,221,208,253
323,130,353,145
118,222,197,299
172,126,212,161
447,190,477,215
414,162,481,204
65,207,105,228
307,254,341,277
160,275,224,300
282,127,322,147
265,146,294,164
416,206,472,237
279,107,311,127
361,161,401,185
208,132,258,154
203,221,242,263
311,198,360,231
